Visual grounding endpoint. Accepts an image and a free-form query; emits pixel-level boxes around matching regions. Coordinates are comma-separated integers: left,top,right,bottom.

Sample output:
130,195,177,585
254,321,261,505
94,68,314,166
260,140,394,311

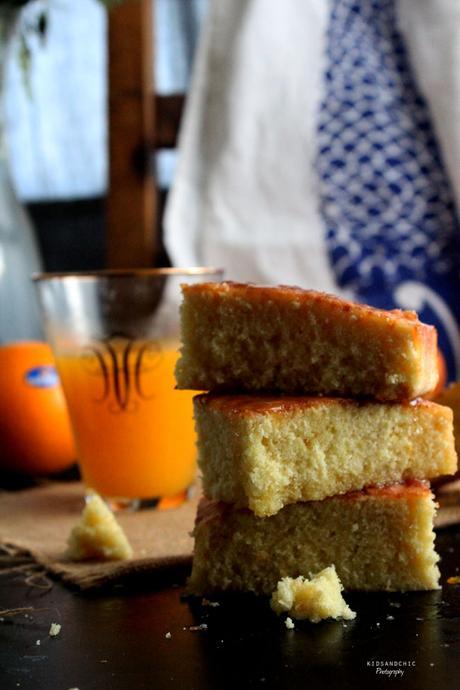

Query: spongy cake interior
270,567,356,622
194,395,456,516
188,484,440,595
176,282,438,400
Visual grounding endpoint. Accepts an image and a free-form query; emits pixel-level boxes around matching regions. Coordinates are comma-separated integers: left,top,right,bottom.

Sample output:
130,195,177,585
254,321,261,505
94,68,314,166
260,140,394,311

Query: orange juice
56,339,196,499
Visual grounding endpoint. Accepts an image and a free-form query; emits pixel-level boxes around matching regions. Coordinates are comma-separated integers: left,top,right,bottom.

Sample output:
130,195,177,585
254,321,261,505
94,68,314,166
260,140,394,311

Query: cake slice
175,282,438,401
188,482,440,595
194,394,456,516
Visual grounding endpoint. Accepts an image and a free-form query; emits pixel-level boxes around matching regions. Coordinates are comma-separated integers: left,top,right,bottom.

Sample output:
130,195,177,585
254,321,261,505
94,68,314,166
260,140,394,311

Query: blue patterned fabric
317,0,460,380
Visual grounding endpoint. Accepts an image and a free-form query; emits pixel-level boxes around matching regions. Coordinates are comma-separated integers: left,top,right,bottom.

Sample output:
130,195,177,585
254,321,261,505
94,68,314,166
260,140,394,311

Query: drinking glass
34,268,222,509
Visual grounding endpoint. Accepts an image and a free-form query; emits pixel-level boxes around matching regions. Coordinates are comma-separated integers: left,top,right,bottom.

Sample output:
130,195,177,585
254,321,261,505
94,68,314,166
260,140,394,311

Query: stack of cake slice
175,282,457,595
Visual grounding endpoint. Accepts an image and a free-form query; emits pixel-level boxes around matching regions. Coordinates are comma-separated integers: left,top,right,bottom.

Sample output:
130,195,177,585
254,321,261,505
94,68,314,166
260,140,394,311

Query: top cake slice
175,282,438,401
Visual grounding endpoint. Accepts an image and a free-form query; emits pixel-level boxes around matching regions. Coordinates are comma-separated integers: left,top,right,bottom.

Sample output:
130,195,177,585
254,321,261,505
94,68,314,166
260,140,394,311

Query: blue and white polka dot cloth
166,0,460,381
317,0,460,380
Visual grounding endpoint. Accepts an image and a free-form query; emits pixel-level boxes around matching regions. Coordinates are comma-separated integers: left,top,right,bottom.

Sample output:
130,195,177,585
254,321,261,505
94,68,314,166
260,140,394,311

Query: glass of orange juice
33,268,222,509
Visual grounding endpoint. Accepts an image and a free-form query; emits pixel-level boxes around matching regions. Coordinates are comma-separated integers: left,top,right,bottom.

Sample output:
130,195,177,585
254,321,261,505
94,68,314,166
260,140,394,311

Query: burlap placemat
0,480,458,591
0,482,197,590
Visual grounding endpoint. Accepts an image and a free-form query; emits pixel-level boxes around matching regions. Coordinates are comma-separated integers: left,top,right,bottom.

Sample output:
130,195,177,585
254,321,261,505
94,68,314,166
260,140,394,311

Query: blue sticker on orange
25,366,59,389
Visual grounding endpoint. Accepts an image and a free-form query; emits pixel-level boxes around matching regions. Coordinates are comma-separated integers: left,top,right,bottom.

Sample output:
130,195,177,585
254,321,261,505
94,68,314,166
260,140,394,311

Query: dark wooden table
1,526,459,690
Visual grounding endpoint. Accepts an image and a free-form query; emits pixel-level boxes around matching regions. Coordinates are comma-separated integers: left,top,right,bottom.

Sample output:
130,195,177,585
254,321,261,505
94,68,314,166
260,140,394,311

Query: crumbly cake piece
65,492,133,561
270,567,356,623
194,394,456,516
175,282,438,401
188,482,440,595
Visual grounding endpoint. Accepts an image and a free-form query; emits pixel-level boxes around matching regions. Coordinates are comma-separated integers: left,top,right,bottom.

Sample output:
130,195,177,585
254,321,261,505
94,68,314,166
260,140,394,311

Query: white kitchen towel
165,0,460,380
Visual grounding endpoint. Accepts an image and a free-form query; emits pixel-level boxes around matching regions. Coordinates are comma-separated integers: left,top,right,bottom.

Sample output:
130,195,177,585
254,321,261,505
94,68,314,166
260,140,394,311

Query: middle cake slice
194,394,456,517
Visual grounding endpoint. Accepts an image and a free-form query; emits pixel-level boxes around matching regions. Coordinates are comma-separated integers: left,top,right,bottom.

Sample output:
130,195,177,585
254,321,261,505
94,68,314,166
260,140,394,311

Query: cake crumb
270,566,356,623
165,632,172,639
35,640,41,646
285,617,295,630
447,576,460,585
189,623,208,631
65,492,133,561
49,623,61,637
386,615,394,621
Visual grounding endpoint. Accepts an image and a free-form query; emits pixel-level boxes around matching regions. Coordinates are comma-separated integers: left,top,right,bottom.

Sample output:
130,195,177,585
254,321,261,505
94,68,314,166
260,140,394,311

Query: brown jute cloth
0,482,197,590
0,480,459,591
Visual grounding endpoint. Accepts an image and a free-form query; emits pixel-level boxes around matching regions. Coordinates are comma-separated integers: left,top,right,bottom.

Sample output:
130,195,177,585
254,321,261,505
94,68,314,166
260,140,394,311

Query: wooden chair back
106,0,185,268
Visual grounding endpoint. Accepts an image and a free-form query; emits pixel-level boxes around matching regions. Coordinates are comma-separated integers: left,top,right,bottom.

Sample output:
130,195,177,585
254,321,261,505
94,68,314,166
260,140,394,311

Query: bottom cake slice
188,481,440,595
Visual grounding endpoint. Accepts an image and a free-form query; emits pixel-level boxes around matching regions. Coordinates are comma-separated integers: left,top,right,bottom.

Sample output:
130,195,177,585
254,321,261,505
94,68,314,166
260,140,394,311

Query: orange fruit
0,341,76,476
424,348,448,400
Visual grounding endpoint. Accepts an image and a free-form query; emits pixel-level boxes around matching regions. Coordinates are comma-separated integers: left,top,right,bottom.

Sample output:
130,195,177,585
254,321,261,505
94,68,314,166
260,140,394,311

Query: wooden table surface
1,525,459,690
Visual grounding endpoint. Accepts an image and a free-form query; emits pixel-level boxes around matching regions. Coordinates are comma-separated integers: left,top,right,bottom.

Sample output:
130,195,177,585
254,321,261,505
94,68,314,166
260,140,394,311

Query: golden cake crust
186,281,420,320
195,479,432,526
193,392,437,416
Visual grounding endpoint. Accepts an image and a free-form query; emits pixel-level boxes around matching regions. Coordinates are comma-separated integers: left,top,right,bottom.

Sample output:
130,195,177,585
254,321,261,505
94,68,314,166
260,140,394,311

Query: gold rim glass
34,267,223,510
